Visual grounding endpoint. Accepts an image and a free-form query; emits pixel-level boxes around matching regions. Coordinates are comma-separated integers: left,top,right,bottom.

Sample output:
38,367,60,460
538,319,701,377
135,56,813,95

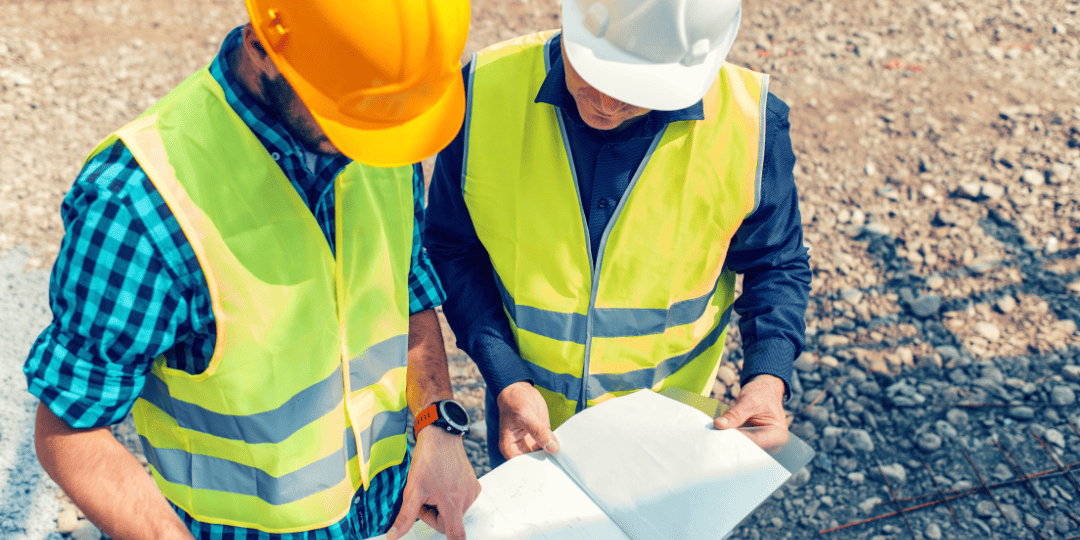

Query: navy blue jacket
426,34,811,400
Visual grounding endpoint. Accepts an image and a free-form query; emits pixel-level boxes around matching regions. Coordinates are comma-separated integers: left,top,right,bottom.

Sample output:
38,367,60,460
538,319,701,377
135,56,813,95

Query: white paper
396,451,628,540
397,390,792,540
552,391,792,539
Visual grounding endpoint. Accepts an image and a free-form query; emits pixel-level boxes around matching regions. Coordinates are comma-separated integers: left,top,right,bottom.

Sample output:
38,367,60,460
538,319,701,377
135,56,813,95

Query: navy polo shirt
426,32,811,404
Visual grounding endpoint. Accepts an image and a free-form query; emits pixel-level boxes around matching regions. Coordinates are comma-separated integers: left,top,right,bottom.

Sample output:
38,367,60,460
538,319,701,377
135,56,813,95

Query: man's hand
386,428,481,540
496,381,560,460
714,374,789,449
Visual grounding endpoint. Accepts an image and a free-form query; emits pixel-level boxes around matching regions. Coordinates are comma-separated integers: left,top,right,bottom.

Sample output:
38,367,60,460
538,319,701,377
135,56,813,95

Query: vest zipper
558,106,669,412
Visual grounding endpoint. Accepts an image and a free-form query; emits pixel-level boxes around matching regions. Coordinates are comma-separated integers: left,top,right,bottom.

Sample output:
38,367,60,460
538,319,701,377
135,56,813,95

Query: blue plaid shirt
23,26,444,540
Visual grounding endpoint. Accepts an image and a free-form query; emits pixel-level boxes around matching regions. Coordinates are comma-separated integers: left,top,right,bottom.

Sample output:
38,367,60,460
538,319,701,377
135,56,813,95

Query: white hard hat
562,0,743,111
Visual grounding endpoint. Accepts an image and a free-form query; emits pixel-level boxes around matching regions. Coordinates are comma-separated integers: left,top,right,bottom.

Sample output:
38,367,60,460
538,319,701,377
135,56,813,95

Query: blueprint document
396,390,810,540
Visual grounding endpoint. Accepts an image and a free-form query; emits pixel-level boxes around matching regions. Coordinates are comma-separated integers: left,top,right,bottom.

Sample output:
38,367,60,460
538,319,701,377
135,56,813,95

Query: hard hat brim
309,76,466,168
561,4,742,111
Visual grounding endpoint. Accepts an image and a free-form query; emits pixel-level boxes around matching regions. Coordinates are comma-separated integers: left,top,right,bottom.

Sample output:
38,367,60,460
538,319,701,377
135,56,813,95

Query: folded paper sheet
396,390,810,540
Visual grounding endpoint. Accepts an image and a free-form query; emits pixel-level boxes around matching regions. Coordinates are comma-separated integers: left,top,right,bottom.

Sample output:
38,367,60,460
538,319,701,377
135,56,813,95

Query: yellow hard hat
246,0,470,167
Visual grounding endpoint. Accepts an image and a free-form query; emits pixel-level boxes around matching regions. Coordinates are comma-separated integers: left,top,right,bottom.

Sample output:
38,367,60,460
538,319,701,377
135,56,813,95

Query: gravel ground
0,247,63,540
4,0,1080,539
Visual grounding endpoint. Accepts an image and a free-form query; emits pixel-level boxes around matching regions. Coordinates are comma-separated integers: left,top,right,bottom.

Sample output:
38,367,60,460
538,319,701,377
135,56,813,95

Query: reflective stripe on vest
463,31,766,428
88,67,413,533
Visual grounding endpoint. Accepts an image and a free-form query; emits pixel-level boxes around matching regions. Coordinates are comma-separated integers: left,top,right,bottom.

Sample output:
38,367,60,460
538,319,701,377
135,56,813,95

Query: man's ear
243,23,271,60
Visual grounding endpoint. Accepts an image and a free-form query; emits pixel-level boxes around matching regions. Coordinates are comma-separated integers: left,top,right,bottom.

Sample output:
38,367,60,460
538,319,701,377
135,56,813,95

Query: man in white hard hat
25,1,480,539
426,0,812,467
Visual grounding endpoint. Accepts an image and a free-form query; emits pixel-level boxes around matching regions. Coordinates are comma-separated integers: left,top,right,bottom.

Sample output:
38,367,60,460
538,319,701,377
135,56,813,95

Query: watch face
440,400,470,429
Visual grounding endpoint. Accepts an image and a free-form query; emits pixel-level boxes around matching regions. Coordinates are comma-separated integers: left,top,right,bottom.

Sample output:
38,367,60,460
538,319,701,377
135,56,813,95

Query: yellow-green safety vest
86,66,414,533
463,31,768,429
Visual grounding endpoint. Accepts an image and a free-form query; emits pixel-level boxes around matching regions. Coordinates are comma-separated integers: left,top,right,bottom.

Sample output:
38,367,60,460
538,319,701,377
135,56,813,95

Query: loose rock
1051,386,1076,406
917,431,942,452
910,294,942,318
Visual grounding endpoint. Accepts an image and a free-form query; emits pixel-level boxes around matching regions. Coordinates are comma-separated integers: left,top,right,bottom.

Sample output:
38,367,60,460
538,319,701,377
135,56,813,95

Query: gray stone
793,352,817,372
876,463,907,486
1051,386,1076,406
925,523,942,540
936,346,961,362
1064,365,1080,382
788,467,811,488
469,420,487,441
1001,504,1021,523
1008,406,1035,420
1045,428,1066,448
805,406,830,427
910,294,942,318
847,471,865,483
1026,514,1041,528
858,381,882,396
844,429,875,453
71,522,103,540
917,431,943,452
859,497,882,514
935,420,958,440
1057,512,1073,533
976,500,997,518
992,463,1014,481
925,275,945,289
841,287,863,306
946,408,969,426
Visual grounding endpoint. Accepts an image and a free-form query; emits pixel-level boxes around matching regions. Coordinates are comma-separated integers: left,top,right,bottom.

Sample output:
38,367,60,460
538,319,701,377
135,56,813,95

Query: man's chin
581,113,623,131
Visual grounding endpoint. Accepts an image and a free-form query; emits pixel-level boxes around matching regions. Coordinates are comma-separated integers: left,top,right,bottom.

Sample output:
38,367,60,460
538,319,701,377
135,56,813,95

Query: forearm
406,309,454,415
426,144,533,398
736,263,811,394
34,403,192,540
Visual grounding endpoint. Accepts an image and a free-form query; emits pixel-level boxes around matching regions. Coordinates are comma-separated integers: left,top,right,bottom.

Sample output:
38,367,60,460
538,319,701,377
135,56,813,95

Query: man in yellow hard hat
25,1,480,539
427,0,811,468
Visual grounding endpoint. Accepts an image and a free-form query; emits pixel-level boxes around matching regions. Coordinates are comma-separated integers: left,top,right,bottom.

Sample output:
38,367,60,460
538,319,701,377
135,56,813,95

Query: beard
258,72,341,157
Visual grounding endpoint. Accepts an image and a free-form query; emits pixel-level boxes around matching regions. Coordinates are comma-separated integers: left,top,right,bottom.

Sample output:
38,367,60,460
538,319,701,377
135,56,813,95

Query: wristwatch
415,399,471,436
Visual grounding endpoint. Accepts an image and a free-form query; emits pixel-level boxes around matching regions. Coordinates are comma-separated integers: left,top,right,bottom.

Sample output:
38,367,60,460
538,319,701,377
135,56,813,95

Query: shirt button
354,495,361,504
271,152,281,161
598,199,609,208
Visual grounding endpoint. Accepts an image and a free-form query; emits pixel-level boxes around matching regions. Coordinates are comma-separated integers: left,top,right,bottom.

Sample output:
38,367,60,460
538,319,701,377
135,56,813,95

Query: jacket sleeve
424,63,535,399
724,94,812,396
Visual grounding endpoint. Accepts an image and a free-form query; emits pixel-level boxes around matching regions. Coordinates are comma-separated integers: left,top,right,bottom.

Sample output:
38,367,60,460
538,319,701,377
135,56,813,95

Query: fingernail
543,439,558,453
388,526,398,538
718,417,729,427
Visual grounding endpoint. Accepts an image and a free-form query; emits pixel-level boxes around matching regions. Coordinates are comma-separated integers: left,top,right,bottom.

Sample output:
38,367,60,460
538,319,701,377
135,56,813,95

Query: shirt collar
534,33,705,129
208,26,349,173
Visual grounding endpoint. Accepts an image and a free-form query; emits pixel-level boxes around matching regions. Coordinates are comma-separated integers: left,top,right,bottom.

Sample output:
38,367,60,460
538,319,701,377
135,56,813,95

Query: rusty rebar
1030,429,1080,497
821,461,1080,535
960,445,1006,519
800,376,846,415
993,438,1049,512
916,455,958,524
876,460,915,540
878,462,1080,508
1026,521,1050,540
